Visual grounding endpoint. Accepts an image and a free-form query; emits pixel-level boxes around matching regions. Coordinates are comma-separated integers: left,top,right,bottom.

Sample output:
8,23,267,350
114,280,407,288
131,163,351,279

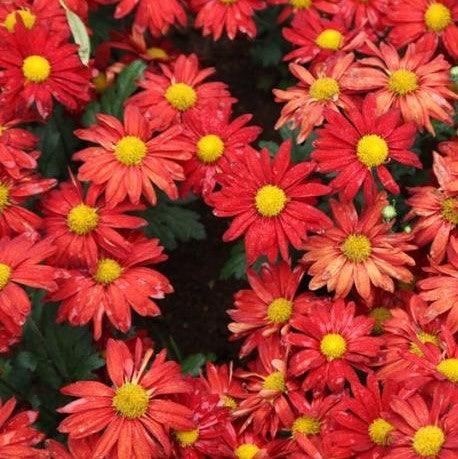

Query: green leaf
220,241,247,280
280,126,316,163
181,353,215,376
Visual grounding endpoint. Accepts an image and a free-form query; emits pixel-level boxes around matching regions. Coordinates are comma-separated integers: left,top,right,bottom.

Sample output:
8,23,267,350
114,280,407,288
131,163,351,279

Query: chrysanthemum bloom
48,236,172,339
337,0,388,29
234,339,297,438
0,168,55,237
41,177,146,268
312,94,421,203
128,54,235,129
47,435,108,459
268,0,339,23
58,338,193,458
226,431,272,459
302,194,416,301
190,0,265,40
333,374,400,458
286,300,383,393
0,397,47,457
212,140,331,264
228,262,330,357
386,388,458,458
113,0,187,37
274,53,360,143
181,105,261,198
282,10,366,64
387,0,458,60
0,234,57,348
346,36,458,134
0,23,91,119
74,105,192,207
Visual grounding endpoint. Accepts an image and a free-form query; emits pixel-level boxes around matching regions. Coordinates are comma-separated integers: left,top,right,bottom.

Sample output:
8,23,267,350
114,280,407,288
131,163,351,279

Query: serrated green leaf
181,353,215,376
220,241,247,280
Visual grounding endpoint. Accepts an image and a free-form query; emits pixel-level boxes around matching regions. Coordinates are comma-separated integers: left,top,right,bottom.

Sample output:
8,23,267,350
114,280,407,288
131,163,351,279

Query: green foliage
181,353,216,376
220,241,247,280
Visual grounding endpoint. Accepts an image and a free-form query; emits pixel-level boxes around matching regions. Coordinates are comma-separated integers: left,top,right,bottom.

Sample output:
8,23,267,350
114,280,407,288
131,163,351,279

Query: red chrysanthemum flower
337,0,388,29
386,388,458,458
128,54,235,129
211,140,332,264
225,431,272,459
113,0,187,37
228,261,330,357
282,10,366,64
41,176,146,268
181,104,261,198
47,435,107,459
190,0,266,40
274,53,360,143
58,338,193,458
347,36,458,134
268,0,339,23
286,300,383,393
0,168,56,237
312,94,421,203
387,0,458,60
48,236,172,339
0,397,46,457
74,105,192,207
302,193,416,302
0,22,91,119
0,234,57,349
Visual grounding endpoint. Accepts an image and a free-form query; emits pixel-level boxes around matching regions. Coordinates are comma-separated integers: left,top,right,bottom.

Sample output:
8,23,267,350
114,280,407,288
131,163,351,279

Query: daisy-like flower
286,300,383,393
228,261,330,357
337,0,388,29
386,388,458,458
312,94,421,203
128,54,235,129
0,168,56,236
58,338,193,458
282,10,366,64
387,0,458,60
302,193,416,302
268,0,339,23
0,22,91,119
190,0,266,40
0,397,46,457
113,0,187,37
41,176,146,268
181,104,261,198
274,53,360,143
211,140,332,264
226,431,271,459
347,36,458,134
48,236,172,339
74,105,192,207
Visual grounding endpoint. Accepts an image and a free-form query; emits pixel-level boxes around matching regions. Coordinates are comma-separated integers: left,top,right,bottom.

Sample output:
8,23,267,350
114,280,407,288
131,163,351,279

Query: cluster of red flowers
0,0,457,457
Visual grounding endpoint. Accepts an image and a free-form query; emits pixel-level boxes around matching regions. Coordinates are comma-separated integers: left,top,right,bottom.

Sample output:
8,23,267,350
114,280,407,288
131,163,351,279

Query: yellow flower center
436,358,458,382
320,333,347,360
441,197,458,224
368,418,394,446
0,183,10,213
196,134,225,163
222,395,237,410
22,55,51,83
67,204,99,235
356,134,389,168
424,2,452,32
388,69,419,96
292,415,321,436
0,125,5,136
175,429,199,447
235,443,260,459
262,371,286,392
410,331,440,357
165,83,197,111
254,185,287,217
290,0,312,8
370,307,392,334
114,135,147,166
0,263,12,290
93,73,107,94
4,9,36,32
341,234,372,262
267,298,293,324
315,29,343,50
146,47,168,60
112,382,149,419
309,77,340,101
412,425,445,457
94,259,123,284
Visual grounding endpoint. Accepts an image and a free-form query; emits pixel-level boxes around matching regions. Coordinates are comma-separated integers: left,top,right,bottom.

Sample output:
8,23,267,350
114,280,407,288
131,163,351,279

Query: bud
404,225,412,234
382,205,397,221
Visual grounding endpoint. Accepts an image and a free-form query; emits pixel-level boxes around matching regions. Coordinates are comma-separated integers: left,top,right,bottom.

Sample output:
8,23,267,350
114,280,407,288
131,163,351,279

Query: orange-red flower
58,338,193,458
268,0,339,23
211,140,332,264
274,53,360,143
337,0,388,29
302,193,416,302
47,435,108,459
